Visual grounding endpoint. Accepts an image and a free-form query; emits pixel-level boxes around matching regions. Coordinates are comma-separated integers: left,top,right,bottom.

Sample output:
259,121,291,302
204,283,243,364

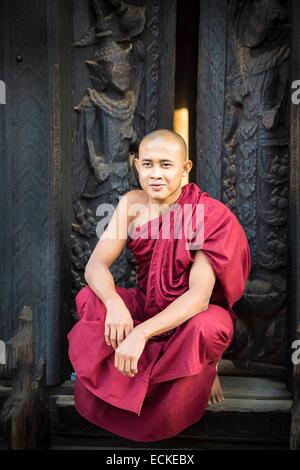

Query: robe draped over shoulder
197,191,252,316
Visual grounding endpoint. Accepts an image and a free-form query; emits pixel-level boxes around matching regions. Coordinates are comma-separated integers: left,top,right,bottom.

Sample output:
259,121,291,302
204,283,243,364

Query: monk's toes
208,392,224,405
209,394,216,404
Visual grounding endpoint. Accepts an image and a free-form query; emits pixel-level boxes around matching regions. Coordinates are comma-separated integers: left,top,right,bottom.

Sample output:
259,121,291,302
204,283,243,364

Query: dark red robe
68,182,251,442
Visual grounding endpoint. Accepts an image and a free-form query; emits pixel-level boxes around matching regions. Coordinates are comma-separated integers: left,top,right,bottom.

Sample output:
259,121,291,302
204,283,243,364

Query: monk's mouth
149,184,165,189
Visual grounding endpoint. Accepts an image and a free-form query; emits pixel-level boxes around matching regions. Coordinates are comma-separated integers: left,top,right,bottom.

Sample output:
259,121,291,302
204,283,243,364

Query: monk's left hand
114,327,146,378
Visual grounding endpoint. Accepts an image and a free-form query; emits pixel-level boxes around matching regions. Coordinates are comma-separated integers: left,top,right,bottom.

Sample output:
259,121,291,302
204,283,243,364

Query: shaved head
139,129,187,162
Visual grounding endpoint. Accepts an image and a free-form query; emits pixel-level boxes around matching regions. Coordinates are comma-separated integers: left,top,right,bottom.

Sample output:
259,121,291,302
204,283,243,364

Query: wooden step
49,376,292,449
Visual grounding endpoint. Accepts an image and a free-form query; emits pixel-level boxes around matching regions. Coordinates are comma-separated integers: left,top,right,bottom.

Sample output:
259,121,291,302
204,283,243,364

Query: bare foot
208,374,224,405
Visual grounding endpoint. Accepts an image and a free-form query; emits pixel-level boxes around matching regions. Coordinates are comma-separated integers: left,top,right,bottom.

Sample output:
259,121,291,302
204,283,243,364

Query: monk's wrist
134,322,152,342
104,294,124,308
134,320,172,342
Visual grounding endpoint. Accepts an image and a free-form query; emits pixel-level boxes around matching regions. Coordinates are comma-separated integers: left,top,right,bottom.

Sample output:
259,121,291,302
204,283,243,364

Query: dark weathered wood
197,0,290,378
219,359,286,379
289,0,300,451
157,0,176,130
197,0,227,200
0,306,50,450
49,441,288,450
0,0,73,385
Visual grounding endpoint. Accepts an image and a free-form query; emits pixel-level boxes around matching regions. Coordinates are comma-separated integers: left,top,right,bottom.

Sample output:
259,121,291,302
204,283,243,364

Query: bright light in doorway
173,107,189,186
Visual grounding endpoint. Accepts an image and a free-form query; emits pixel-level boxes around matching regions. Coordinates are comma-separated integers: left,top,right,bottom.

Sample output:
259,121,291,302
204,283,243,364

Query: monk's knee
75,285,106,320
187,304,234,357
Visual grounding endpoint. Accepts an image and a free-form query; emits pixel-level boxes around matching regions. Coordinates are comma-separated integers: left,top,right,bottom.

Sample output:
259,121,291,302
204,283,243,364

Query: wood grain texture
289,0,300,451
0,0,73,385
0,307,50,449
197,0,290,377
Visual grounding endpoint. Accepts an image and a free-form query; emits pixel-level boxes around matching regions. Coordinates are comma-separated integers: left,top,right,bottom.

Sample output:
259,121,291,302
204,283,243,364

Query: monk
67,129,251,442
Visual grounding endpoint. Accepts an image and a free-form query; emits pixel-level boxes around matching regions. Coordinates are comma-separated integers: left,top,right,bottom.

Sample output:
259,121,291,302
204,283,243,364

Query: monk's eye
142,162,151,167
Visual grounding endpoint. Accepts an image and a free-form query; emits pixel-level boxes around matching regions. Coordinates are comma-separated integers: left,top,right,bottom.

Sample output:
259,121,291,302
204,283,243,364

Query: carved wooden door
197,0,290,380
289,0,300,450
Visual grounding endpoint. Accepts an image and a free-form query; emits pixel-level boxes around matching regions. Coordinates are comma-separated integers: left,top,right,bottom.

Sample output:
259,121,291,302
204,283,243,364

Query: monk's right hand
104,298,134,349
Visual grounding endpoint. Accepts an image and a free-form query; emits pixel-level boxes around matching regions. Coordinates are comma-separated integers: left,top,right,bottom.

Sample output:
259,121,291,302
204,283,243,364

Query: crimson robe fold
67,182,251,442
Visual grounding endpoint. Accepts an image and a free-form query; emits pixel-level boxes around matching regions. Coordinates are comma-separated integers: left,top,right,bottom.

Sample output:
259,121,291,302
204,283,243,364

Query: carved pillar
197,0,290,377
0,307,50,450
197,0,227,200
290,0,300,450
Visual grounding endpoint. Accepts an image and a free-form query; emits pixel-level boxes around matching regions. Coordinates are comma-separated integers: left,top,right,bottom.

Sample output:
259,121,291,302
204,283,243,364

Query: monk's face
134,137,192,202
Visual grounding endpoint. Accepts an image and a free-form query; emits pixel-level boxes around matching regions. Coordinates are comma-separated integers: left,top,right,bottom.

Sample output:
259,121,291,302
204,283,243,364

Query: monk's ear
134,155,139,170
183,160,193,175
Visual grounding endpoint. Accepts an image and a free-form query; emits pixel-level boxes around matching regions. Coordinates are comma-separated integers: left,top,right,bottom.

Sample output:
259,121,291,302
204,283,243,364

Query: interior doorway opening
174,0,200,184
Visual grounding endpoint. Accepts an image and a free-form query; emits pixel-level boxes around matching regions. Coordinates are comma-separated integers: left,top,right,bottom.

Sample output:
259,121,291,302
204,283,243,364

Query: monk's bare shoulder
124,189,147,219
125,189,147,204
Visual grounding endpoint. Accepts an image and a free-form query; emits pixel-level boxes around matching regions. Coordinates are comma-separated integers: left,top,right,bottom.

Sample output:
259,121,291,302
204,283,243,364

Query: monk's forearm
84,262,123,307
137,289,209,341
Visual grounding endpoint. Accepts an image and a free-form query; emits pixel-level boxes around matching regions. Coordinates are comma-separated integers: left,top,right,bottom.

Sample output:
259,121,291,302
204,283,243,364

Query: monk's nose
149,165,163,177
